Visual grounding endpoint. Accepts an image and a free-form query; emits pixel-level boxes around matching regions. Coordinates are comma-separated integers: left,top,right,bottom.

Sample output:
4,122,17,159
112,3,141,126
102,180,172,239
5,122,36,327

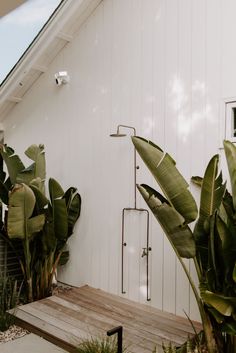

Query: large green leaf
49,177,64,200
194,155,226,240
27,215,46,236
30,184,49,210
0,157,9,204
138,184,196,258
221,320,236,335
1,145,25,184
49,178,68,240
209,214,219,289
63,187,81,236
219,191,234,226
224,140,236,210
41,219,56,253
216,216,236,276
201,287,236,317
193,156,227,278
132,136,197,223
16,145,46,191
0,177,10,205
219,190,236,255
191,176,203,187
58,250,69,265
7,183,45,239
233,263,236,283
208,307,225,324
25,144,45,180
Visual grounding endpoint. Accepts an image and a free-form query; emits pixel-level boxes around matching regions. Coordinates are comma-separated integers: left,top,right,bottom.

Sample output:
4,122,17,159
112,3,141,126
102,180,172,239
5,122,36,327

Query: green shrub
0,275,21,331
76,336,121,353
0,144,81,302
131,137,236,353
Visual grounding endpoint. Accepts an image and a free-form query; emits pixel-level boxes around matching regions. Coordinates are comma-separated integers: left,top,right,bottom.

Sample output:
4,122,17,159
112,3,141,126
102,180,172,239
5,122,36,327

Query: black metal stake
107,326,123,353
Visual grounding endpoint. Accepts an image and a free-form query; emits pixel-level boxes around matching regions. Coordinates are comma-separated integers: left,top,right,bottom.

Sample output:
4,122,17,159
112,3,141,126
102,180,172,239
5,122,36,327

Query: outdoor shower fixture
110,125,151,301
110,125,137,208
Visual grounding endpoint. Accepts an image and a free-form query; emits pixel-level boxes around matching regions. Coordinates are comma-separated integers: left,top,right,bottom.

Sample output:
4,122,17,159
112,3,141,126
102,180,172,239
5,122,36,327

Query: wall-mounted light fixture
54,71,70,85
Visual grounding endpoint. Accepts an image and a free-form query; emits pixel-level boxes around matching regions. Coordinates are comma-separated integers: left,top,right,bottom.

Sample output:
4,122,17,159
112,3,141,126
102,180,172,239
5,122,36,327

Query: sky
0,0,61,83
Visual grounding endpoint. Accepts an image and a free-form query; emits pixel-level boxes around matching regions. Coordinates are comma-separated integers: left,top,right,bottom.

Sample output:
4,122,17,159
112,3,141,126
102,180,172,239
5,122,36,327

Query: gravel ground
0,284,72,344
0,325,29,343
52,283,72,295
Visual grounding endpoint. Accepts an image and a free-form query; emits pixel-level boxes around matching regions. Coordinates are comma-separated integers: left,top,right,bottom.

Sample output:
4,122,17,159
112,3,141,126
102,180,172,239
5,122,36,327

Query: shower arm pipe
117,125,136,135
116,125,137,209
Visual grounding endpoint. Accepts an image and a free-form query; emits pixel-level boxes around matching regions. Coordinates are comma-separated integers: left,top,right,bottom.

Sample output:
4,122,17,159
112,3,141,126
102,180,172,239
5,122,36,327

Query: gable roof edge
0,0,102,110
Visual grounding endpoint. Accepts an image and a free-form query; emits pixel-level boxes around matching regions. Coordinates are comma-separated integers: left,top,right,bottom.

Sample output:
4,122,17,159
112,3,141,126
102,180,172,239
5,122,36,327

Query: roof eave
0,0,101,107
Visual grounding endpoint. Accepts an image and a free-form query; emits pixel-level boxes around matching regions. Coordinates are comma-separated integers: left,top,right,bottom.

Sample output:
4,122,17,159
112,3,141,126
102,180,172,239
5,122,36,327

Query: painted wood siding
3,0,235,320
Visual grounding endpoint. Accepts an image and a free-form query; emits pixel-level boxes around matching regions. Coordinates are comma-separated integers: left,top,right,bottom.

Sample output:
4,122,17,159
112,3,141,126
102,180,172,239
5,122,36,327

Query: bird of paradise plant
0,144,81,302
132,137,236,353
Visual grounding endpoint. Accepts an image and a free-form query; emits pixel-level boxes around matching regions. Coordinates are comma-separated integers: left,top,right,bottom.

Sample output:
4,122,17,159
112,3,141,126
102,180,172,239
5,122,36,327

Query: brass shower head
110,133,127,137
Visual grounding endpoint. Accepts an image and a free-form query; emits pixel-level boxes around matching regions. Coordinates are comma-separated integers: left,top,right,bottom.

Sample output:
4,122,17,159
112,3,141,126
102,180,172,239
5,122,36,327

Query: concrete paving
0,333,68,353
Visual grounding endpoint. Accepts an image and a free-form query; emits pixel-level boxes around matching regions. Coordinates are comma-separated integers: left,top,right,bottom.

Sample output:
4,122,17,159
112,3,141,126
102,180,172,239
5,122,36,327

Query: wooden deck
12,285,202,353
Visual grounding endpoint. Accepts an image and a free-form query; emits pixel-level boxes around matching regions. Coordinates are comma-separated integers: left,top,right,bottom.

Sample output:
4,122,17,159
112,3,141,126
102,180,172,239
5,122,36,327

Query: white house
0,0,235,322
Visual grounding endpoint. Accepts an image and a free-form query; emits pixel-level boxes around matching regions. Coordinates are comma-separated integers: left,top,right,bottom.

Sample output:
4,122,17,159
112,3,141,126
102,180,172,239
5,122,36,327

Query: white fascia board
7,96,22,103
0,0,102,106
33,65,48,73
57,31,73,42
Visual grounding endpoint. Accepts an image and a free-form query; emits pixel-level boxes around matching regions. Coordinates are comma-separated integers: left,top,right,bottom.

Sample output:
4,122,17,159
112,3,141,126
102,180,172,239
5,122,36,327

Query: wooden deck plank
12,285,202,352
14,309,74,340
44,298,122,329
21,301,104,337
13,316,78,353
44,298,171,347
55,293,185,346
16,305,93,340
79,285,202,330
56,289,194,341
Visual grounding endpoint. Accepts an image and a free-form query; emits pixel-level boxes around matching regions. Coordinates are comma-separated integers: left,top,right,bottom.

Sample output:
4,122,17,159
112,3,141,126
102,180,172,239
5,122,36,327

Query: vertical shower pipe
110,125,151,301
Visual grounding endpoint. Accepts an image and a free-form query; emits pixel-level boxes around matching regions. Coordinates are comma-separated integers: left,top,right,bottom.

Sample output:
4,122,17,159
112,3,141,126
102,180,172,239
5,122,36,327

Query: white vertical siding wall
3,0,235,320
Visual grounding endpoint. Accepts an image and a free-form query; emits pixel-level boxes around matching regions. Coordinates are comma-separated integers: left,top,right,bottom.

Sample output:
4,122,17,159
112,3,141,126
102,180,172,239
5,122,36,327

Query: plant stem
178,256,201,311
193,256,202,282
24,238,33,302
177,256,219,353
